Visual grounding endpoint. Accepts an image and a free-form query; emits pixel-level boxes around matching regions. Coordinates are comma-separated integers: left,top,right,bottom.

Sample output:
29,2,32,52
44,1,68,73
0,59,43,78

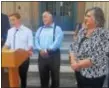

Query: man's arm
49,26,64,50
35,27,42,51
35,27,48,57
69,45,93,71
70,53,93,71
28,30,33,50
27,30,34,55
76,59,93,68
2,45,10,50
2,30,10,49
69,52,77,64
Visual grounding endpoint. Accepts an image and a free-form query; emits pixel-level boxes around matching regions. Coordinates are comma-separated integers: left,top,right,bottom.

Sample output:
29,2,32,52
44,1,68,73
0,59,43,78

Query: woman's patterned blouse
70,27,109,78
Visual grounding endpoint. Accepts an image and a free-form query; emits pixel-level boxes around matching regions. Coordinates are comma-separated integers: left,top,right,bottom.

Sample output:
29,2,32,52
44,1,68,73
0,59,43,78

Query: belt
47,49,60,55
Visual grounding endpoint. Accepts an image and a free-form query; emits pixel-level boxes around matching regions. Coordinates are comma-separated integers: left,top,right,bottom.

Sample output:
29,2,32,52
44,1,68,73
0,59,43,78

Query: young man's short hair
9,13,21,19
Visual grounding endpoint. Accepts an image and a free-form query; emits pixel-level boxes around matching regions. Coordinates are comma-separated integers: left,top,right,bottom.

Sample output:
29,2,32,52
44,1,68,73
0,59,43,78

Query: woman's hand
71,62,80,71
69,52,77,64
69,52,80,71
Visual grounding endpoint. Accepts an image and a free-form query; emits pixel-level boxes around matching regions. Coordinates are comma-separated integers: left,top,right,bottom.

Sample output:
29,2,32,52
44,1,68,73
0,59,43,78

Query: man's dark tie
13,29,18,49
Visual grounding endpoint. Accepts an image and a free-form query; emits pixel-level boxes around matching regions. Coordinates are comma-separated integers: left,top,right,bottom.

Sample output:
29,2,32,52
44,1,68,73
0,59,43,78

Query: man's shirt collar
14,24,24,31
43,23,54,28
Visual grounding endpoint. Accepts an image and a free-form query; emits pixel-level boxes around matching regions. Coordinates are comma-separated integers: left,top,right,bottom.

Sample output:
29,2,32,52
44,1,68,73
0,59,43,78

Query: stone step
28,64,73,73
63,31,74,42
61,42,71,48
33,31,75,36
31,52,69,58
33,42,72,50
30,59,70,65
27,72,108,88
30,53,70,65
33,48,69,55
27,72,77,87
64,31,75,35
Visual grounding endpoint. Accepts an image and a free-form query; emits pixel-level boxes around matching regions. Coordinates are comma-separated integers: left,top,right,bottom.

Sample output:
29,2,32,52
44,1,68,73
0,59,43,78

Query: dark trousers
38,51,60,88
75,72,106,88
19,58,30,88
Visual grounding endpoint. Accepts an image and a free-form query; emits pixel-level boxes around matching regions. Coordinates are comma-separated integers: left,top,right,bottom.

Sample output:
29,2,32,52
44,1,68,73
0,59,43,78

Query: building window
60,2,73,16
44,2,73,17
45,2,56,16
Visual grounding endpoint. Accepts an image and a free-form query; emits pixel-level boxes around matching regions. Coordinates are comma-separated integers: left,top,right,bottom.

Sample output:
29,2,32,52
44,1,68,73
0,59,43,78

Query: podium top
2,49,29,68
2,49,15,52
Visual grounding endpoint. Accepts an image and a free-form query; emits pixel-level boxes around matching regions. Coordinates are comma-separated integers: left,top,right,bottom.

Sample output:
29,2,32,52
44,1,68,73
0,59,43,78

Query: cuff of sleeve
4,43,9,47
49,46,53,50
69,50,76,56
87,57,96,65
38,48,42,52
35,46,42,52
28,46,33,50
48,46,56,51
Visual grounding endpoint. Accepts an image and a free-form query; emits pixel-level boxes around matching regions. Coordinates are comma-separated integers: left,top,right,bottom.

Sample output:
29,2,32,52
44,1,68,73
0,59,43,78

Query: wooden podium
2,49,29,88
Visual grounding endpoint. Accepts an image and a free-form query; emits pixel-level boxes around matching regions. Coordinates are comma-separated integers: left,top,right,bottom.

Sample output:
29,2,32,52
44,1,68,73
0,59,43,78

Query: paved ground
27,72,77,88
27,72,108,88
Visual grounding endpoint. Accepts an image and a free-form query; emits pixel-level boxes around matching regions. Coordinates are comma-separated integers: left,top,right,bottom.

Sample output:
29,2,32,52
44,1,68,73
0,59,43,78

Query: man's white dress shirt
5,25,33,50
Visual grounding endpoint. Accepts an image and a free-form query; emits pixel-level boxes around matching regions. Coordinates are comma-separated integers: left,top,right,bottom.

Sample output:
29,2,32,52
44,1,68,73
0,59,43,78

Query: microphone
74,23,82,34
73,23,82,40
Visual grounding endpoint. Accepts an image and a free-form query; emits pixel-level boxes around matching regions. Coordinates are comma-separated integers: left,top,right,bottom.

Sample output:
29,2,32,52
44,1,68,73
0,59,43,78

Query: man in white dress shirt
3,13,33,88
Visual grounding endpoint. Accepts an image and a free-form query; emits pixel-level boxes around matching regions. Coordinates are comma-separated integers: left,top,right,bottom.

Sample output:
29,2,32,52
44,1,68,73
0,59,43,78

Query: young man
3,13,33,88
35,11,64,88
